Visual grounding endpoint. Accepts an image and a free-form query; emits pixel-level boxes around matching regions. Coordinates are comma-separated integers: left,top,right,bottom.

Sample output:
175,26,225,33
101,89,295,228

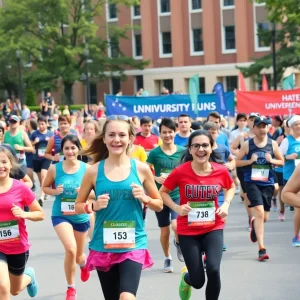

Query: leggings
97,259,142,300
178,229,223,300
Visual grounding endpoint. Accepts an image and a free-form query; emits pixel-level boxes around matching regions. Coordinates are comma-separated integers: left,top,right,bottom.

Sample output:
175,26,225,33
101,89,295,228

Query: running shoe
247,225,251,232
80,266,90,282
250,217,257,243
272,198,277,212
278,212,285,222
174,239,184,262
179,266,192,300
235,186,241,195
66,287,77,300
24,267,38,297
258,248,269,261
223,244,227,252
31,183,36,192
292,236,300,247
44,194,48,201
163,258,174,273
38,199,43,207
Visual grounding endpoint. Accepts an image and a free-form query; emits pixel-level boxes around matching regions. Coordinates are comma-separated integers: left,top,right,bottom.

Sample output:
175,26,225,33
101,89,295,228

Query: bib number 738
188,202,215,226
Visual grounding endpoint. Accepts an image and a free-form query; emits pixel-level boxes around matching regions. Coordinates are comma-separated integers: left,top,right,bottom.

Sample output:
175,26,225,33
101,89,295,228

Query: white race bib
295,159,300,167
38,147,46,158
16,151,25,160
188,202,215,226
251,165,269,181
0,220,20,243
103,221,135,249
61,198,76,215
161,168,172,177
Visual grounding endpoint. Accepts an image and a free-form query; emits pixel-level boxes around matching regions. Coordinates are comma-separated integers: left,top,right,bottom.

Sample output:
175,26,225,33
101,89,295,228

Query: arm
42,165,60,196
282,165,300,207
18,132,34,153
279,138,297,160
146,162,165,184
11,199,45,221
268,140,284,166
225,155,235,170
235,141,256,167
44,136,55,161
230,134,242,156
21,174,33,188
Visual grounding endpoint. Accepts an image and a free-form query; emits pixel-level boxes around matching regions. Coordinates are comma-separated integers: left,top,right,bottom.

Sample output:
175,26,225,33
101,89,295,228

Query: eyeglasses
107,115,130,121
190,143,210,150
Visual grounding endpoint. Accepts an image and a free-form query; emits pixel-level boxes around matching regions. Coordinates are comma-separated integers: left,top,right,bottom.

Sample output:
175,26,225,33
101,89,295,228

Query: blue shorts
155,198,179,228
51,216,90,232
218,195,224,207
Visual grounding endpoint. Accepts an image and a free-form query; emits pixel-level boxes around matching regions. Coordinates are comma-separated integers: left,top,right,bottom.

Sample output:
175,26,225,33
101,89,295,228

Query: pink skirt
86,249,154,272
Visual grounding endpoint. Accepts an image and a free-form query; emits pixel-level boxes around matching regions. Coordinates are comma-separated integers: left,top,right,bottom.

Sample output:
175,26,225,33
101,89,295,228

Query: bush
28,104,84,112
25,89,36,106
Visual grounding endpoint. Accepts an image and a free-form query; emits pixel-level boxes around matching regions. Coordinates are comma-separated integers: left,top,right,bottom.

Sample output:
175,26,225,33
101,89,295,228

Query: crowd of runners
0,105,300,300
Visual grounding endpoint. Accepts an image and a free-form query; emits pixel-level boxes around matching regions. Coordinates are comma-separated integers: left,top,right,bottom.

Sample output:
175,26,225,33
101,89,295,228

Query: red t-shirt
133,133,159,151
163,161,233,236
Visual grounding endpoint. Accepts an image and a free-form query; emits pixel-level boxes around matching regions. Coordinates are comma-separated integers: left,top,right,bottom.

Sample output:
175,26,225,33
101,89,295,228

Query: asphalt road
18,189,300,300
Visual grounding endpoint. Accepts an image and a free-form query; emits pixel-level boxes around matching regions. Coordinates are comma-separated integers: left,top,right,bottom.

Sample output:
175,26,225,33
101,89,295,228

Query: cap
272,115,283,123
248,112,260,118
9,115,19,122
254,116,269,126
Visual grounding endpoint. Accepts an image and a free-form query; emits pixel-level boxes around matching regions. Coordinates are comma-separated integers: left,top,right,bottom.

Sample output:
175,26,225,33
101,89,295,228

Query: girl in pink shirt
0,146,44,299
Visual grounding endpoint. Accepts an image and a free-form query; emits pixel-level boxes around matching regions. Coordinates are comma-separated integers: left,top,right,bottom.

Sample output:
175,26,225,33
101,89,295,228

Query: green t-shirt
147,145,185,199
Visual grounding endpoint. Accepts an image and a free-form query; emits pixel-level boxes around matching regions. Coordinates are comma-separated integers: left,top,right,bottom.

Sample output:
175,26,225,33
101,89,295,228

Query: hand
54,153,60,162
288,153,298,160
176,204,191,216
265,152,272,163
93,194,110,211
34,137,40,144
11,204,26,219
14,144,23,151
131,183,149,204
32,149,36,154
55,184,64,195
224,163,233,171
75,187,80,194
251,153,258,163
155,175,167,185
215,202,230,218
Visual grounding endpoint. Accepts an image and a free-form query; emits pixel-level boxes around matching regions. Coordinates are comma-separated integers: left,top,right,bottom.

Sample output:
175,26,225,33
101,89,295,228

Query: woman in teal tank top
42,135,94,300
75,116,163,300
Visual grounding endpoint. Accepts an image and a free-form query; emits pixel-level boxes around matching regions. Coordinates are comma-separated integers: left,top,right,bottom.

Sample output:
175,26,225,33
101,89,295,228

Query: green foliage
0,0,146,103
240,0,300,85
28,104,84,112
25,88,36,106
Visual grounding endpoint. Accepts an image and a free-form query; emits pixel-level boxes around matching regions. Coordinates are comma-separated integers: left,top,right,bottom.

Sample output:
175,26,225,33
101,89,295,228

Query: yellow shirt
80,139,88,149
129,145,147,162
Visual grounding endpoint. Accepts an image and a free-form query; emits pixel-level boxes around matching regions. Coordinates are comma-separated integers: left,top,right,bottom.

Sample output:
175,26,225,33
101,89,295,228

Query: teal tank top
52,161,89,223
90,159,147,253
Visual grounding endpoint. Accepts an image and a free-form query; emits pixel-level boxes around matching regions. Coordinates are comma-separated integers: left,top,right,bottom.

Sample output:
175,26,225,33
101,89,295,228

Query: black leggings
178,230,223,300
97,259,142,300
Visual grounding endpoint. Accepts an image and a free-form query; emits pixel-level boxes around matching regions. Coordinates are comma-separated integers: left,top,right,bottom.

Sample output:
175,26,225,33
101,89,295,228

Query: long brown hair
83,119,135,163
0,146,21,176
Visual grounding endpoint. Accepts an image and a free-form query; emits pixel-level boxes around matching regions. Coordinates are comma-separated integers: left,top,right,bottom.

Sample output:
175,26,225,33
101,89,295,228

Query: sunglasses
107,115,130,122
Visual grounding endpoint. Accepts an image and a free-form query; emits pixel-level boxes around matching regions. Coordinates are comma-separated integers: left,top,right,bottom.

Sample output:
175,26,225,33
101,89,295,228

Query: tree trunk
63,82,73,105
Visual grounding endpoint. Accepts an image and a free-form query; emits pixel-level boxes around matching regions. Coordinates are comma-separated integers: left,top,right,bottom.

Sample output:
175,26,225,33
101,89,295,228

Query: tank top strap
96,160,105,182
130,158,139,179
55,161,63,175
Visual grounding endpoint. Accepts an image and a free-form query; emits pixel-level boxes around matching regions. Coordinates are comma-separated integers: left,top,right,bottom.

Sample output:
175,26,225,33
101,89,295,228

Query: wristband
84,203,92,214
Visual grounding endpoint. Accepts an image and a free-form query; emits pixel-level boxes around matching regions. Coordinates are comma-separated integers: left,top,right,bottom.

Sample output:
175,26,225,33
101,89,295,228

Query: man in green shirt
147,118,185,273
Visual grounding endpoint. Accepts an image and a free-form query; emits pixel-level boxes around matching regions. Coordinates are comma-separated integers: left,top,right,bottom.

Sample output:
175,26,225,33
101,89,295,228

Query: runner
236,116,284,260
44,115,74,163
207,112,229,148
159,129,235,300
30,116,54,206
42,135,92,300
80,120,100,153
75,115,163,300
147,118,185,272
279,115,300,246
174,114,192,147
133,116,162,156
0,146,44,299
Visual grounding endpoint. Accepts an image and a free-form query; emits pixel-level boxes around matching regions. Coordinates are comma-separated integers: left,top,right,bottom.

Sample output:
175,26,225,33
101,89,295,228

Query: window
193,28,203,52
133,5,140,17
111,78,121,95
223,0,234,6
110,36,119,58
226,76,237,92
162,32,172,54
160,0,170,14
163,79,173,93
199,77,205,93
224,26,235,50
257,22,270,48
136,75,144,91
108,4,117,20
134,34,142,57
191,0,202,10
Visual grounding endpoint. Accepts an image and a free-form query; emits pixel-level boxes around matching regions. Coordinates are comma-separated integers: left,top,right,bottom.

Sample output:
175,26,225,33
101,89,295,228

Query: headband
288,115,300,127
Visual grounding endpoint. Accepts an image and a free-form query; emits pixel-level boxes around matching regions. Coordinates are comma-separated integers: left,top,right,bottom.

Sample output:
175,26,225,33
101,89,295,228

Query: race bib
188,202,215,226
59,152,64,162
295,156,300,167
61,198,76,215
161,168,172,177
16,151,25,160
38,147,46,158
103,221,135,249
0,220,20,243
251,164,269,181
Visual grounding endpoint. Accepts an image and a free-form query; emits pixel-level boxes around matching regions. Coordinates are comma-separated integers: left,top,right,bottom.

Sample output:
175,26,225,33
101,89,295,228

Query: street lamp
271,23,277,90
16,50,24,106
84,49,90,106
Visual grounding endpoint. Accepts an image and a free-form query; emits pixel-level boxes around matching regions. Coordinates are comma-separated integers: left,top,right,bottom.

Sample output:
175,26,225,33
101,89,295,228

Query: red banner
237,90,300,116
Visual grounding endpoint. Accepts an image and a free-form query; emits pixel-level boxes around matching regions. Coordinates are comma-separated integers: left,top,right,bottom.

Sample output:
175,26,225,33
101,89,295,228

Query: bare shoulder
86,162,99,175
136,160,151,174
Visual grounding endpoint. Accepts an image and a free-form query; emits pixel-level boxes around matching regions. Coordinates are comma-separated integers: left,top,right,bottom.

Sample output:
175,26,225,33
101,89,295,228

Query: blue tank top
52,161,89,223
244,138,274,186
283,135,300,180
90,159,147,253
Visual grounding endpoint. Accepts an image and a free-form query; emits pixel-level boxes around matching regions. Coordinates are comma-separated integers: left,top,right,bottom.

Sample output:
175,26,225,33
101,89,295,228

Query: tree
239,0,300,87
0,0,146,104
